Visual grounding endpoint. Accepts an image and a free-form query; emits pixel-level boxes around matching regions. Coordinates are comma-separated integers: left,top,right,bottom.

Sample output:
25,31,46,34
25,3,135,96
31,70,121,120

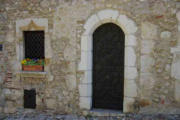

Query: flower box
21,58,45,72
22,65,44,72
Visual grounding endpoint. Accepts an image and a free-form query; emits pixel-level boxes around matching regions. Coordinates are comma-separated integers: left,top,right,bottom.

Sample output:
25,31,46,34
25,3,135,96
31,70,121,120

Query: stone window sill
18,71,47,78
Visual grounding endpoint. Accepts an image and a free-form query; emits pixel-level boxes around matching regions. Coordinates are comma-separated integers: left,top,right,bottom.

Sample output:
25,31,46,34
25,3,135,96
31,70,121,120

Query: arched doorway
92,23,125,110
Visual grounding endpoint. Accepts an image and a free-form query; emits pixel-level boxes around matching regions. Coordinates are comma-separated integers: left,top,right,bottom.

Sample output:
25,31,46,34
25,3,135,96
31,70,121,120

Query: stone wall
0,0,180,115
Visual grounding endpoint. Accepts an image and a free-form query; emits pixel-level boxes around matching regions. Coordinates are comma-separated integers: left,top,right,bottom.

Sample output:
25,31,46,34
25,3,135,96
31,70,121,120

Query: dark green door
92,23,125,110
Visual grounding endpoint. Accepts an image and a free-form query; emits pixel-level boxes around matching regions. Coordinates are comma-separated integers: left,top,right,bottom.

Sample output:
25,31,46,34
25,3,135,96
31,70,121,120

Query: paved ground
0,113,180,120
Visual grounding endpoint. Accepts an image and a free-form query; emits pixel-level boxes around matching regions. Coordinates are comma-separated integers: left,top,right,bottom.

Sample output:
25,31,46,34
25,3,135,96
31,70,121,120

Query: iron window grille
24,89,36,109
0,44,2,51
23,31,45,59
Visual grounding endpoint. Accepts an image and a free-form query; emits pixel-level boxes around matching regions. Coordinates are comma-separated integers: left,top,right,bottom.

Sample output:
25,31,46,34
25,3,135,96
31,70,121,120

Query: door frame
78,9,138,113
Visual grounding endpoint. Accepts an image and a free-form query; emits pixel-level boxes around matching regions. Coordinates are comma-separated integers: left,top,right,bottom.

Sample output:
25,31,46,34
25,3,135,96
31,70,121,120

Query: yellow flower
21,59,27,65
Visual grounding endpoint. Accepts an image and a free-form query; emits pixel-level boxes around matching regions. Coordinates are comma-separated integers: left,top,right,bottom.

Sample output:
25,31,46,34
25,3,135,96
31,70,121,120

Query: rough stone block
97,9,119,21
16,18,48,33
152,1,167,15
65,74,76,90
13,90,22,100
4,101,16,113
4,107,16,114
171,54,180,79
6,31,14,42
3,89,11,97
141,55,154,72
40,0,50,8
141,22,158,39
36,95,42,106
0,35,5,42
0,76,2,84
141,40,154,54
140,73,155,88
176,11,180,21
0,13,7,22
46,98,56,109
64,45,76,61
160,31,171,39
45,35,52,58
0,107,2,113
140,73,155,98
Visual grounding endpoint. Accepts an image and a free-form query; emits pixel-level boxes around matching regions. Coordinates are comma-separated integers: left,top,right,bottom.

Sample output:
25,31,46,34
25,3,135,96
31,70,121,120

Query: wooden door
92,23,125,110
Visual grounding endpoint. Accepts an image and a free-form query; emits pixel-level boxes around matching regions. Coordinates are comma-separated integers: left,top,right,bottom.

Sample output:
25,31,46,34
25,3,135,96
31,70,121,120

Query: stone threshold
89,109,124,117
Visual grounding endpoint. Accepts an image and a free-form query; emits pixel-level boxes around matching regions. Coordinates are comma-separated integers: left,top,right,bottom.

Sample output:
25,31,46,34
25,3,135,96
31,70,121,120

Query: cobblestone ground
0,112,180,120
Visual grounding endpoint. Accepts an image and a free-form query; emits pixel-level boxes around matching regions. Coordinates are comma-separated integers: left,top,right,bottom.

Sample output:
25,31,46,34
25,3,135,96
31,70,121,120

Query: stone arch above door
78,9,138,112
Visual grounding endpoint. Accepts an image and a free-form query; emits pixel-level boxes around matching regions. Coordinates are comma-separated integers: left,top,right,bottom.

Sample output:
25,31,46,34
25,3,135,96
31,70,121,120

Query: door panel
24,89,36,109
92,23,125,110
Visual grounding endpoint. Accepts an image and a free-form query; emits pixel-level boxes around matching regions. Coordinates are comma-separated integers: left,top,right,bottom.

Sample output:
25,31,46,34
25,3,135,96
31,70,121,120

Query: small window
24,31,45,59
22,31,45,71
24,89,36,109
0,44,2,51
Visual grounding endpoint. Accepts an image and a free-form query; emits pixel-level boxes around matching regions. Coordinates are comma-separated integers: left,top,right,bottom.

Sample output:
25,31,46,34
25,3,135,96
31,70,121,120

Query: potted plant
21,58,45,71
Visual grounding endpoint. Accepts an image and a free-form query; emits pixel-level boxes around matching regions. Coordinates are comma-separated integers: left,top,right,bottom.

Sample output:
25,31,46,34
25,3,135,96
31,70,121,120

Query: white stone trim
125,35,137,46
124,79,137,97
117,15,137,35
175,80,180,102
125,47,136,67
79,9,138,112
123,97,135,112
79,97,92,109
125,67,138,80
170,13,180,102
79,84,92,97
171,48,180,102
81,35,92,52
80,70,92,84
171,47,180,53
79,51,92,70
83,14,100,35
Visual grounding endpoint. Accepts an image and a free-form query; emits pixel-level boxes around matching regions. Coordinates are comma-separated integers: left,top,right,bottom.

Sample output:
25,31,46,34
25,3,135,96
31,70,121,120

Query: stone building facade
0,0,180,115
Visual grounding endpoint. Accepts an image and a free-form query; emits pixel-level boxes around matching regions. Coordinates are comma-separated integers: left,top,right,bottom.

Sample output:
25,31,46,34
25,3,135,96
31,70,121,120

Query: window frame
16,19,49,72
